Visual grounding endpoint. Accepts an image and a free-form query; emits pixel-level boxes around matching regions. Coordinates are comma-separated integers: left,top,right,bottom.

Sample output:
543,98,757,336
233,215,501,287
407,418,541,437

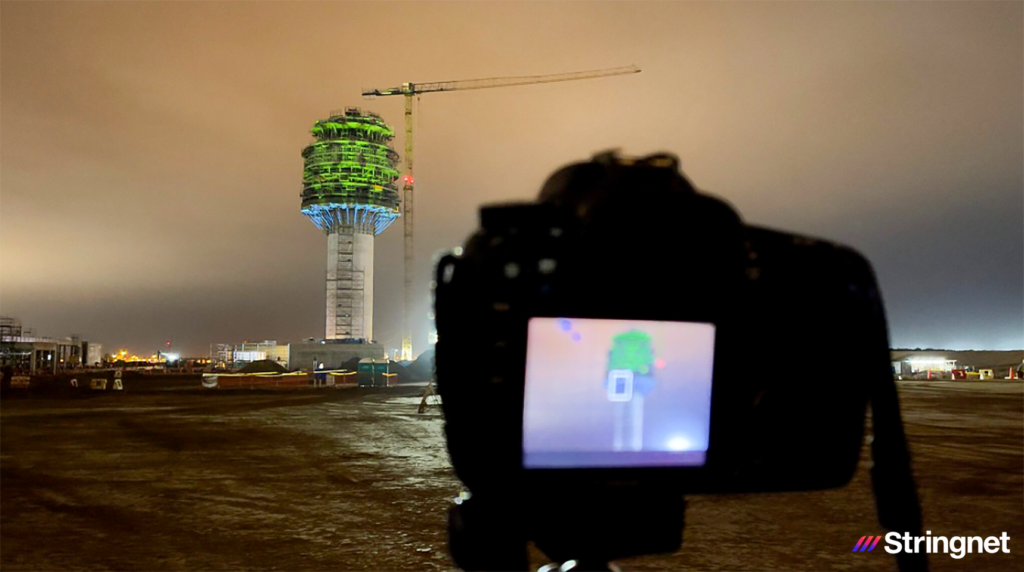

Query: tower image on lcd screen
605,329,657,451
301,108,400,341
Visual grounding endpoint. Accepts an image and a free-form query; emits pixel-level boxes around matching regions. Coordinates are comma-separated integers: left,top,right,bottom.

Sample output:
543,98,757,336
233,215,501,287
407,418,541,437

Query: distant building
0,316,96,373
84,341,103,367
210,343,234,367
289,339,384,371
210,340,289,369
891,349,1024,379
211,338,383,371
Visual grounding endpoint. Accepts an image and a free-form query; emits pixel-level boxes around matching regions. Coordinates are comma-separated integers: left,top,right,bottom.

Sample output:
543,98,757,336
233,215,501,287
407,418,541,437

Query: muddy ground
1,381,1021,571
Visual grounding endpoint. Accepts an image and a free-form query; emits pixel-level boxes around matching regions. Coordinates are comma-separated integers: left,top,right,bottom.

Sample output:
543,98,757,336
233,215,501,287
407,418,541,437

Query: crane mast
364,65,641,361
402,95,414,363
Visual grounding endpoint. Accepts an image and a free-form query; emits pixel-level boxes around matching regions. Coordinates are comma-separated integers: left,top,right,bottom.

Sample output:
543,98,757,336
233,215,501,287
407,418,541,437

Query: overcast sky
2,1,1021,356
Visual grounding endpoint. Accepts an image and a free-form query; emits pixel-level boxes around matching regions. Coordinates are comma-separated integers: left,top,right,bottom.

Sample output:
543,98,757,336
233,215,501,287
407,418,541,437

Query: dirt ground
1,381,1021,571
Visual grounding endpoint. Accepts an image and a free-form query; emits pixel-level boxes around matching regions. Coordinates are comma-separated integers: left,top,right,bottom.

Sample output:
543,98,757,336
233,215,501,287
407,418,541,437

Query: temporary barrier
418,382,441,414
90,379,108,390
11,376,31,388
201,372,312,390
330,371,358,388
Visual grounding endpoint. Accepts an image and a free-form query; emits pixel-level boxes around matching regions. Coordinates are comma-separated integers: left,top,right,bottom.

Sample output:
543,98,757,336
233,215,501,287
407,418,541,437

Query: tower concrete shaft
325,227,375,340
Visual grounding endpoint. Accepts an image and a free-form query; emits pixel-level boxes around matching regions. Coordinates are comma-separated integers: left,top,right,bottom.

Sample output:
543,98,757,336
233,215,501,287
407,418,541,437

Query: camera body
434,153,896,566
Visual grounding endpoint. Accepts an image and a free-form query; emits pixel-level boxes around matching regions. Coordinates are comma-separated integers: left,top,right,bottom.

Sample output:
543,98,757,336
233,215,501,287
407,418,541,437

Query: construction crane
363,65,641,361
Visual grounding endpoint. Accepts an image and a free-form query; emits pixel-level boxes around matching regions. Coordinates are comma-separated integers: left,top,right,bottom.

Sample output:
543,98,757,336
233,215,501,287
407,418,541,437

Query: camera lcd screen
523,318,715,469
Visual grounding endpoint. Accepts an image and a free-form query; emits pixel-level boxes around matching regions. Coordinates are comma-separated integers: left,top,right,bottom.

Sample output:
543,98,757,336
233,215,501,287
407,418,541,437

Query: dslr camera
433,152,923,571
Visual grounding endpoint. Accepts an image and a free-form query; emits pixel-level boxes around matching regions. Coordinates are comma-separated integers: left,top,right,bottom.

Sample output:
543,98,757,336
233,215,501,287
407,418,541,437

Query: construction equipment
362,65,642,360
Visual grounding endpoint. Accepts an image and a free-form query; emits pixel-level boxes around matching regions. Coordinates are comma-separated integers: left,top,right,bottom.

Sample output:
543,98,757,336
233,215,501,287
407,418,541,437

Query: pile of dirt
237,360,288,374
404,349,434,382
339,357,362,372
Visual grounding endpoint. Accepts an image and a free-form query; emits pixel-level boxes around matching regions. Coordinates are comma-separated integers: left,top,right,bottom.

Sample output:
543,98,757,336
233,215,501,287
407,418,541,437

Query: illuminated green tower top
301,108,401,234
608,330,655,374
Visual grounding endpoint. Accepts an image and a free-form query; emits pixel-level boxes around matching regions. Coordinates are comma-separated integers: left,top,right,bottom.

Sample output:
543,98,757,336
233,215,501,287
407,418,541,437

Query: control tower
301,108,400,341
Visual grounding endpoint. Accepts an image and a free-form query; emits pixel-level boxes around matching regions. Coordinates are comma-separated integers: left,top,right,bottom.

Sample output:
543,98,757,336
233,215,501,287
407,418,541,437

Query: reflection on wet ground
2,382,1021,571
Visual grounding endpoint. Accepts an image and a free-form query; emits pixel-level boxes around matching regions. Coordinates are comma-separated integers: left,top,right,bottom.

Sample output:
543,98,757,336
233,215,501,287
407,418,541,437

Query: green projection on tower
300,108,401,235
608,330,655,374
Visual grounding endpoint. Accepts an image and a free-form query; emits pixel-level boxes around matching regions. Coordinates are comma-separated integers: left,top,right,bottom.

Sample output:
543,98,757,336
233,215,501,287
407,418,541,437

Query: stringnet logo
853,532,1011,559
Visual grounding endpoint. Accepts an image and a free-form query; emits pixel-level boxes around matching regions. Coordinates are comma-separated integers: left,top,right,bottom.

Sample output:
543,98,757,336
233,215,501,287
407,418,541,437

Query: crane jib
364,65,640,97
361,64,640,360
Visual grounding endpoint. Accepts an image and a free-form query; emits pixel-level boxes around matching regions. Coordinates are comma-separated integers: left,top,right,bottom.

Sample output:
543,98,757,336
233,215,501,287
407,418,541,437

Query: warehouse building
891,350,1023,380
